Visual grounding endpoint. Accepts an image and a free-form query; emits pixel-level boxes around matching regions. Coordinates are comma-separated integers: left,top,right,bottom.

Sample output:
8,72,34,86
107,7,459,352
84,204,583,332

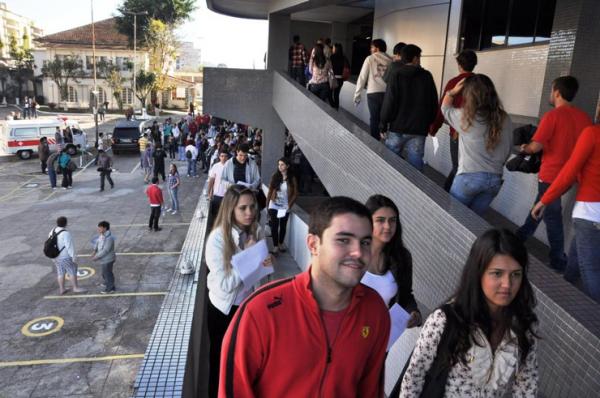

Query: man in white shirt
48,216,86,295
207,149,229,229
185,139,198,177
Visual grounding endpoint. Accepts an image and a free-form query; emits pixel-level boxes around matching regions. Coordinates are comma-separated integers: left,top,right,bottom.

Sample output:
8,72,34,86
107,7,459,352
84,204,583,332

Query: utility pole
91,0,99,147
124,10,148,113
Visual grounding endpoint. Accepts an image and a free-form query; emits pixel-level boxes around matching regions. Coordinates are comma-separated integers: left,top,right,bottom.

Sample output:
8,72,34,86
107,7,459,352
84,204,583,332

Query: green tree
134,69,156,108
41,55,84,102
145,18,178,92
98,59,131,111
115,0,196,44
8,34,34,100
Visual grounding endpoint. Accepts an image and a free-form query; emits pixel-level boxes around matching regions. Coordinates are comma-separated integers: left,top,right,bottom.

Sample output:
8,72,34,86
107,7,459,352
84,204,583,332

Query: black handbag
389,304,452,398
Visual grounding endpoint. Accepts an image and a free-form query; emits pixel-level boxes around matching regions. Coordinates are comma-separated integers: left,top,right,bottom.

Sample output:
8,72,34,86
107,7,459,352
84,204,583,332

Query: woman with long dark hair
329,43,348,109
267,157,298,254
399,229,538,397
362,195,421,326
307,43,332,103
442,74,512,215
205,185,272,397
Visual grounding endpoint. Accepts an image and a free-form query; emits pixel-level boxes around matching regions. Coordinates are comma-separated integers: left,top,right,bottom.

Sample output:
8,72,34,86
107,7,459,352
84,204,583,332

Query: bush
48,102,57,110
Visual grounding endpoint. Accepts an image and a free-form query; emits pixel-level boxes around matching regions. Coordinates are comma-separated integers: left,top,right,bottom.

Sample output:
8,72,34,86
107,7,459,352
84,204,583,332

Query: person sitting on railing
205,185,272,398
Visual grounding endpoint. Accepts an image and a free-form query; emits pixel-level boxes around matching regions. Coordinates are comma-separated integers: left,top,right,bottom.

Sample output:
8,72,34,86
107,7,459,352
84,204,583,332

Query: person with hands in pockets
205,184,273,398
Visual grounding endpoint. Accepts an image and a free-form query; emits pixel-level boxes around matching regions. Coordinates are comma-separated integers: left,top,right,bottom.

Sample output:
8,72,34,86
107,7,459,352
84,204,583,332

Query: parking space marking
78,251,181,257
0,177,36,202
0,354,145,368
111,222,190,227
74,156,97,177
130,163,141,174
44,291,167,299
21,316,64,337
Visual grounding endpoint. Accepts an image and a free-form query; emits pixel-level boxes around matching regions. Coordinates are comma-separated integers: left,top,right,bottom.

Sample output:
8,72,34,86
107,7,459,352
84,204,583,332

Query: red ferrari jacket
219,268,390,398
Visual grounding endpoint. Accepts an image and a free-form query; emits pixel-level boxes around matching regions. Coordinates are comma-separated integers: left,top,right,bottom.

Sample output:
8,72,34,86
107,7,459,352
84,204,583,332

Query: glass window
68,86,78,103
460,0,484,51
13,127,38,138
123,88,134,104
40,127,56,137
508,0,537,45
86,56,93,70
481,0,510,48
535,0,556,42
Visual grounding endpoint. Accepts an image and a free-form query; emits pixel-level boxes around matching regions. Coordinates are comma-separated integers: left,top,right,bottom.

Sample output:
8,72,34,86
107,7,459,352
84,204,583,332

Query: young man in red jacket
146,177,164,231
219,197,390,398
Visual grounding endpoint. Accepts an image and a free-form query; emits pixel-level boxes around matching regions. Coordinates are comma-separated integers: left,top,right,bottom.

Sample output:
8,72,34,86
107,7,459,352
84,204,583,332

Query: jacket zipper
317,310,348,397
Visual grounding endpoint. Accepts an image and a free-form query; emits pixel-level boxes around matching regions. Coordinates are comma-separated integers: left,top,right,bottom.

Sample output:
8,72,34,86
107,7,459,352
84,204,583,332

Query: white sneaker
171,210,177,215
165,208,172,212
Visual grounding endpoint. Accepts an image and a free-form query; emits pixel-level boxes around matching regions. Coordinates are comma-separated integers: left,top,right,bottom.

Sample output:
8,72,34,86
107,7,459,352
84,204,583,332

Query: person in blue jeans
441,74,512,216
166,163,180,215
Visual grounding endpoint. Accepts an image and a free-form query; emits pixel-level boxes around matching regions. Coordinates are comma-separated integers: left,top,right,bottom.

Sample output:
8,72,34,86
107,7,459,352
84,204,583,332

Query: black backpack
186,149,192,159
44,229,65,258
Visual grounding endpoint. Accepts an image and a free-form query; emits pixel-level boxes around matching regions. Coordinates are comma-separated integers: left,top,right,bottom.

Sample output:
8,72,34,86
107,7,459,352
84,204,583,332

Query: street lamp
123,10,148,114
91,0,99,147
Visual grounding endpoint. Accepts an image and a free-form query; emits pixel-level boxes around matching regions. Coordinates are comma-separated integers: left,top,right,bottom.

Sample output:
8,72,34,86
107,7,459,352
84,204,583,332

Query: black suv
111,119,145,154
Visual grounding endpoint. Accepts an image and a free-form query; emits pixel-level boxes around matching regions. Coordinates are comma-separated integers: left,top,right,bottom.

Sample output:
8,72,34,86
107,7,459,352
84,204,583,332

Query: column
267,13,291,72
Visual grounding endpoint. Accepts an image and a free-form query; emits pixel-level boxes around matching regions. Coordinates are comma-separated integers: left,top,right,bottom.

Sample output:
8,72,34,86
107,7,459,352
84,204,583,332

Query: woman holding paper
205,184,272,398
361,195,422,328
267,157,298,254
398,229,538,397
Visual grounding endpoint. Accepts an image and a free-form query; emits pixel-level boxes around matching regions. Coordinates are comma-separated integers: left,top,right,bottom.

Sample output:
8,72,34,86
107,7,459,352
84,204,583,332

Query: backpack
44,229,65,258
186,149,193,159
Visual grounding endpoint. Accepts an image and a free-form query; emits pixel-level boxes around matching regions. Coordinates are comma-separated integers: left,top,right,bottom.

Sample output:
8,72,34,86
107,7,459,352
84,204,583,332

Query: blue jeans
516,181,566,271
187,159,196,176
564,218,600,303
178,146,185,161
385,132,426,171
168,187,179,211
367,93,384,140
102,261,115,291
450,172,503,216
48,167,57,188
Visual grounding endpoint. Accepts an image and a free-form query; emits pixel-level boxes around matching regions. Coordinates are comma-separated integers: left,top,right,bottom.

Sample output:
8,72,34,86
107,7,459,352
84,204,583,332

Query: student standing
266,157,298,254
92,221,116,294
146,177,164,231
152,144,167,182
48,217,86,294
38,137,50,174
97,149,114,191
166,163,180,215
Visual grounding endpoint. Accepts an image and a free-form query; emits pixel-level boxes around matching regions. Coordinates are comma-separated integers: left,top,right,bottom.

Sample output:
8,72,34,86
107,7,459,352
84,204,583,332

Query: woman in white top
361,195,421,327
266,157,298,254
205,184,272,398
399,229,539,398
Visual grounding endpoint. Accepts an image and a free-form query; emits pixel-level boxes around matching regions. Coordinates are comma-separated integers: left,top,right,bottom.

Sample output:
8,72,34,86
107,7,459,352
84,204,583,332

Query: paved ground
0,112,207,397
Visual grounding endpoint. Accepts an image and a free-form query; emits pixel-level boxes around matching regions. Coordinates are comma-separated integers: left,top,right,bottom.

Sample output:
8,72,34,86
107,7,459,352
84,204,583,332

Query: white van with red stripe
0,119,81,160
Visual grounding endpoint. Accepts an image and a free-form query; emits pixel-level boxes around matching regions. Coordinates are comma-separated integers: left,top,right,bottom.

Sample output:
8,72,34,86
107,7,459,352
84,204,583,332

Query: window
459,0,556,51
123,88,134,104
86,56,94,70
68,86,78,103
40,127,56,137
13,127,37,138
89,87,107,106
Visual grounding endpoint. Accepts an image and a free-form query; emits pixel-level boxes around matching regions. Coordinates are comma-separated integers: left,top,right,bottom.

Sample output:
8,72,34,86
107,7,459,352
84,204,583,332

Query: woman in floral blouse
400,229,539,397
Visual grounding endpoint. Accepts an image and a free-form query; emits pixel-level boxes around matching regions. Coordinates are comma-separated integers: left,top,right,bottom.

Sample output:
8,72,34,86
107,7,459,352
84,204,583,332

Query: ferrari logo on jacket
361,326,370,338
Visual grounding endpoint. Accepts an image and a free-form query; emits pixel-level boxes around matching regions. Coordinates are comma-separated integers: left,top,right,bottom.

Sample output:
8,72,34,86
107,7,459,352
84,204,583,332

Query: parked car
111,118,155,154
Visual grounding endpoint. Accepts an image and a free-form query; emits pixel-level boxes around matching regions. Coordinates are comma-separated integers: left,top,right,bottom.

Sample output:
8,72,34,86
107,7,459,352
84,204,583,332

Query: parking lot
0,111,205,397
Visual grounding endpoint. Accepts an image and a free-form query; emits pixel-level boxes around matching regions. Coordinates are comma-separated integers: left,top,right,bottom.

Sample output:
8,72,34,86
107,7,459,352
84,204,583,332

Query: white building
0,1,43,62
175,41,201,72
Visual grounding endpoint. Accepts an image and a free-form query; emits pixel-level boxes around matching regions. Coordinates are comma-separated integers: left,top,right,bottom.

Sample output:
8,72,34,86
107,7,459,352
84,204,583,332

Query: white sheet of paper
231,239,273,289
387,303,411,351
432,136,440,156
277,209,287,218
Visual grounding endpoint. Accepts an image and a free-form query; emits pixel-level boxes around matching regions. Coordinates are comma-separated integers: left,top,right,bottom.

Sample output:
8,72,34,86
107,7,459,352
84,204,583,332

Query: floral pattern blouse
400,309,538,397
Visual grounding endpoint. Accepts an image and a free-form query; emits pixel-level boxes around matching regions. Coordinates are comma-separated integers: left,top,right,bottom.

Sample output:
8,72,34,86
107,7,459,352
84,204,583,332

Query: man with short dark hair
517,75,592,272
289,35,307,86
221,143,261,190
92,221,116,294
48,217,86,295
220,197,390,397
383,42,406,83
381,44,438,171
354,39,392,140
146,177,164,231
430,49,478,190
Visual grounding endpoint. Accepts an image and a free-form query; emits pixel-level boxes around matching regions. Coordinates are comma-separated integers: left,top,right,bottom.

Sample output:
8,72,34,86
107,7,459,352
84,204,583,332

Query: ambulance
0,118,85,160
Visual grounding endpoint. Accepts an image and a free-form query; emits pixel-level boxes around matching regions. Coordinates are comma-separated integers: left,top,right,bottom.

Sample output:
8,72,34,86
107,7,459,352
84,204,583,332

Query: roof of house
35,18,131,49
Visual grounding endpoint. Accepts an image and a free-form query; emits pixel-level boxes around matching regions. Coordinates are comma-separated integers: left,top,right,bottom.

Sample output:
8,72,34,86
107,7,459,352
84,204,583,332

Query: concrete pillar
539,0,600,119
267,13,291,72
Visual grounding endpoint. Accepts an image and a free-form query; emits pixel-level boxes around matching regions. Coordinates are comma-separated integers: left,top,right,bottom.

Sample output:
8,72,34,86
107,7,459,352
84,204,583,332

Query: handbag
67,160,77,172
328,69,338,90
389,304,452,398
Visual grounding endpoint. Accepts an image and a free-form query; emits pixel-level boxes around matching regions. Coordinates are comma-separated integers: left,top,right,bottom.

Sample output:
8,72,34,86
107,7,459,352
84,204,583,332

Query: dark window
460,0,556,51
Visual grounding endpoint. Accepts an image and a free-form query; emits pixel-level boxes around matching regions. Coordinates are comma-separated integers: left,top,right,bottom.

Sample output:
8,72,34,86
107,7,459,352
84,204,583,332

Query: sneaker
100,289,115,294
270,246,279,254
165,208,172,212
67,186,73,189
171,210,177,215
62,187,67,190
279,244,287,252
154,227,162,231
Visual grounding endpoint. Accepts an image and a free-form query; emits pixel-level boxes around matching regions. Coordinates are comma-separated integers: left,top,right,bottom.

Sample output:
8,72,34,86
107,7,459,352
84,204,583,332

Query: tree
134,69,156,108
8,34,34,100
98,59,132,111
41,55,84,102
115,0,196,44
145,18,179,93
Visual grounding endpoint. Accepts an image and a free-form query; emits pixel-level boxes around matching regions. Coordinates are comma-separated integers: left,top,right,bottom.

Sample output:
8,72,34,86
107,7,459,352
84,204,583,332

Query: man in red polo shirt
430,49,477,191
518,76,592,272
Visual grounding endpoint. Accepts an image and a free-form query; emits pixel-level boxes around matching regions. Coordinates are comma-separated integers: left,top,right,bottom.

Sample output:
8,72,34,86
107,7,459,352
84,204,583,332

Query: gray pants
102,261,115,291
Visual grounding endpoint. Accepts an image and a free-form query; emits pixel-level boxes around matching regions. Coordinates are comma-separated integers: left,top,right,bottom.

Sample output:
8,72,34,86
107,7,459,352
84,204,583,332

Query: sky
4,0,269,69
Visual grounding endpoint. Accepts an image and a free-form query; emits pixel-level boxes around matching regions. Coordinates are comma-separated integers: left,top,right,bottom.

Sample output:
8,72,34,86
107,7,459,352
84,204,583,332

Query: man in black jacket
380,44,438,171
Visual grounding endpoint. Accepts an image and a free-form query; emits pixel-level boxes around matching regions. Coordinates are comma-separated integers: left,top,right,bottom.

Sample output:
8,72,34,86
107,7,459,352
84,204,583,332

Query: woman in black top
329,43,348,110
